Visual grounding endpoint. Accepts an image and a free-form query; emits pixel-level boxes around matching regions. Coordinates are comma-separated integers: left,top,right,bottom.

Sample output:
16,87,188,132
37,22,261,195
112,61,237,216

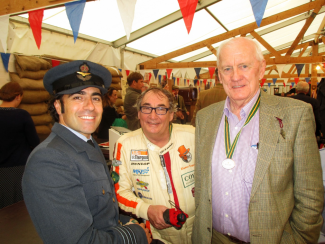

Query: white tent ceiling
16,0,323,64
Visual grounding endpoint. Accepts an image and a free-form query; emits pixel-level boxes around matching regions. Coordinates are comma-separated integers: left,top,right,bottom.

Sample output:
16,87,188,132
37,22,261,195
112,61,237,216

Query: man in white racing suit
112,87,195,244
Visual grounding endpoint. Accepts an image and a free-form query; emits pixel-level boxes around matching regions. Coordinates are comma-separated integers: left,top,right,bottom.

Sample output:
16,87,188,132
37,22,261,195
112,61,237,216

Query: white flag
117,0,137,40
276,64,286,78
0,15,9,53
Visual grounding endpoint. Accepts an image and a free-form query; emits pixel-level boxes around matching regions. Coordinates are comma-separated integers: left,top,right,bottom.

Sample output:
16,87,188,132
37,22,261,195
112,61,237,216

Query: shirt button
225,192,228,195
225,214,228,218
227,233,231,236
113,198,116,203
229,170,232,173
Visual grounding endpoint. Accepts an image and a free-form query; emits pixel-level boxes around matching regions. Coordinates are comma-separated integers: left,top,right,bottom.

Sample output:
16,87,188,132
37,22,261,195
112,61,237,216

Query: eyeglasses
140,106,170,115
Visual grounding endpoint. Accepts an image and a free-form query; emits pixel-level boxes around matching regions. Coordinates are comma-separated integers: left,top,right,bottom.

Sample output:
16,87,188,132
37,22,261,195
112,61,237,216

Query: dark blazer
97,105,121,140
124,87,141,131
291,93,322,136
192,92,323,244
22,123,147,244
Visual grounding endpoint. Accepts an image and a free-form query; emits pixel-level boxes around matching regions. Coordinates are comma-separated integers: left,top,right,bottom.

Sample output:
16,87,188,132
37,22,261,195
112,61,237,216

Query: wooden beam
141,56,325,69
263,42,310,60
141,0,325,67
206,44,217,56
315,15,325,43
286,3,323,56
250,31,280,58
264,73,325,78
0,0,95,16
311,42,319,96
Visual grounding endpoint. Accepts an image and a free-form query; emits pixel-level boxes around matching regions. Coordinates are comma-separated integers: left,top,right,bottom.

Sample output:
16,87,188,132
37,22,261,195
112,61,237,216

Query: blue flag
272,78,277,85
1,53,10,72
305,77,310,83
118,69,122,72
173,77,176,85
268,83,271,87
291,82,295,87
295,64,304,77
158,75,161,84
65,0,86,43
249,0,268,27
153,69,159,79
194,67,201,79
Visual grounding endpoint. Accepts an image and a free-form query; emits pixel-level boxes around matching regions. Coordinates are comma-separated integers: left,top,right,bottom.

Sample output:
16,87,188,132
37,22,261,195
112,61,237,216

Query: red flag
208,67,215,79
148,73,152,82
51,59,60,67
294,77,299,84
166,69,173,79
323,63,325,68
290,85,292,89
177,77,179,85
283,82,286,87
203,79,207,85
187,79,189,85
126,70,130,76
163,75,166,81
260,78,266,87
28,9,44,49
177,0,198,34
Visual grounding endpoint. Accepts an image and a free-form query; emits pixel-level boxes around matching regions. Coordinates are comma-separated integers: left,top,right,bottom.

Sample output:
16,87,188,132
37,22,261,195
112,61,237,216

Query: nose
232,67,241,82
84,97,95,110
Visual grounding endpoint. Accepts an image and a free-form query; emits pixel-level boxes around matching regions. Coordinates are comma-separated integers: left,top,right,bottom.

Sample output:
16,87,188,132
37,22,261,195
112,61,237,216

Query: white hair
296,81,309,93
216,37,264,65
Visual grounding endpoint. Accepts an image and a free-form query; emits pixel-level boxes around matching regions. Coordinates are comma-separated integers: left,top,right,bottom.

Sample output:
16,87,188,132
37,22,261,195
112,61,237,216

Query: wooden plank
263,42,310,60
250,31,280,57
141,0,325,67
264,73,325,78
286,3,322,56
141,56,325,69
0,0,94,16
206,44,217,56
314,15,325,43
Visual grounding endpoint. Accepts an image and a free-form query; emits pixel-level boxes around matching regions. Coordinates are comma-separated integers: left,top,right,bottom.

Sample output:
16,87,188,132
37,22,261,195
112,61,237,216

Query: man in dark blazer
22,61,151,244
192,37,323,244
172,85,188,124
291,81,322,136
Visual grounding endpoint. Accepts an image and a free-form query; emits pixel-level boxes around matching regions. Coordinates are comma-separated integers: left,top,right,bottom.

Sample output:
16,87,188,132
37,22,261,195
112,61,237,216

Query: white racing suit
112,124,195,244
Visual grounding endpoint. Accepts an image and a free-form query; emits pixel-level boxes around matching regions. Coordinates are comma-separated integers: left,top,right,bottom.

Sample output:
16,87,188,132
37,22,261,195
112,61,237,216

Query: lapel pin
275,117,285,139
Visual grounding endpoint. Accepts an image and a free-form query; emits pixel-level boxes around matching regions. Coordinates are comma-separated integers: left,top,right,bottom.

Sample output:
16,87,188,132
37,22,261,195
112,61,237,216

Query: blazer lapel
250,92,284,199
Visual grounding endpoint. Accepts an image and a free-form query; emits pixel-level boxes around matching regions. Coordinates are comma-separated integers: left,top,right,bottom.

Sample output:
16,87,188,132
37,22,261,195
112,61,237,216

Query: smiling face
218,38,266,109
138,91,174,146
54,87,103,139
108,89,118,104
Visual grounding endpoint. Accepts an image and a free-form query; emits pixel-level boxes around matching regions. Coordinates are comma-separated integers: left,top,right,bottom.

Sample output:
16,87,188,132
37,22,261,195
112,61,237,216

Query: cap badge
77,63,92,81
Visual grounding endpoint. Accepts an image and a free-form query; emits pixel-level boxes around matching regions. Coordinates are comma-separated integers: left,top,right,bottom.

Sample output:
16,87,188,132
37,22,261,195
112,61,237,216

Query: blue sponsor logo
133,167,150,175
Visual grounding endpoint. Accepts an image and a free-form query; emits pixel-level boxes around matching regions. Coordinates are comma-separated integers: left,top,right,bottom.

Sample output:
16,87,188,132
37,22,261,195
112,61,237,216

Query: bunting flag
173,77,176,85
153,69,159,79
158,75,162,84
177,77,179,85
1,53,10,72
323,63,325,68
117,0,137,40
249,0,268,27
200,80,202,85
194,79,197,86
291,82,295,87
272,78,277,85
184,79,186,86
317,77,322,83
276,64,285,78
203,79,207,86
65,0,86,43
28,9,44,49
268,83,271,87
283,82,286,87
187,79,189,85
177,0,198,34
208,67,215,79
260,78,266,87
163,75,166,81
295,64,304,77
0,15,9,53
118,69,122,72
126,70,130,76
139,70,145,77
166,68,173,79
148,73,152,82
181,69,187,78
51,59,60,67
290,85,292,89
194,67,201,79
294,77,299,84
305,77,310,83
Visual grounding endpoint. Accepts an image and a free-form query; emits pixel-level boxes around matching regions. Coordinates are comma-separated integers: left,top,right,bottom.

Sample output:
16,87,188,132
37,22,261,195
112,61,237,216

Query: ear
218,70,223,84
259,60,266,80
54,100,62,116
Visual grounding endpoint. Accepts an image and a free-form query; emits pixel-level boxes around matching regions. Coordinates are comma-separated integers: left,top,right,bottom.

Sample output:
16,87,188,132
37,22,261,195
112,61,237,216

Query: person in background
22,61,151,244
124,72,144,130
0,81,39,209
142,83,149,92
192,37,323,244
172,85,188,124
291,81,322,137
97,87,127,141
191,69,227,126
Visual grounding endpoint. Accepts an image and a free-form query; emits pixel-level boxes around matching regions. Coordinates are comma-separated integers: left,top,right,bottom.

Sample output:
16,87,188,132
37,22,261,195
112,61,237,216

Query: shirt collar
224,89,260,120
60,124,93,142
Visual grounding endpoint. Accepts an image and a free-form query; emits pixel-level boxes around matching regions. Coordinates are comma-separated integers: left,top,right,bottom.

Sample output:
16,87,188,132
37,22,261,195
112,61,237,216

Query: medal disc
222,158,235,170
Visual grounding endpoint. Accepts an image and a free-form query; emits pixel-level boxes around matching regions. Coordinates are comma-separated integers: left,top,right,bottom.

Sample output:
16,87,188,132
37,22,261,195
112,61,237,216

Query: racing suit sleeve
113,142,151,220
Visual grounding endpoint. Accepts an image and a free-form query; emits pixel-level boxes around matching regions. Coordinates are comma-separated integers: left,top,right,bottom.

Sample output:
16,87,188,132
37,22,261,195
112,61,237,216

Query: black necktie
87,139,95,148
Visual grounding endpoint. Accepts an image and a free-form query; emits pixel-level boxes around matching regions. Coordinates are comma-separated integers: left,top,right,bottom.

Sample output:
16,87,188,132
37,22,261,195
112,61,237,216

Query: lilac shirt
212,90,260,242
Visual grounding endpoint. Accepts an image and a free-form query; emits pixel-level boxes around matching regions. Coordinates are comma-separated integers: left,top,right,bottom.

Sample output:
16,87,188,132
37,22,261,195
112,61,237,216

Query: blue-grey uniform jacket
22,123,147,244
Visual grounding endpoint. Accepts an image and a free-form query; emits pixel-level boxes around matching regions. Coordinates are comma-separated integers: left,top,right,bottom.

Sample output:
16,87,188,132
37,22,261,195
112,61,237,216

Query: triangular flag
294,77,299,85
117,0,137,40
139,70,145,77
305,77,310,83
194,67,201,79
290,85,292,89
249,0,268,27
181,69,187,78
51,59,60,67
28,9,44,49
163,75,166,80
295,64,304,77
203,79,207,85
148,73,152,82
276,64,285,78
268,83,271,87
177,0,198,34
184,79,186,86
126,70,130,76
283,82,286,87
1,53,10,72
153,69,159,79
260,78,266,87
0,15,9,53
158,75,162,84
194,79,197,86
200,80,202,85
317,77,322,83
118,69,122,72
291,82,295,87
272,78,277,85
173,77,176,85
208,67,215,79
166,68,173,79
177,77,179,85
65,0,86,43
187,79,189,85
